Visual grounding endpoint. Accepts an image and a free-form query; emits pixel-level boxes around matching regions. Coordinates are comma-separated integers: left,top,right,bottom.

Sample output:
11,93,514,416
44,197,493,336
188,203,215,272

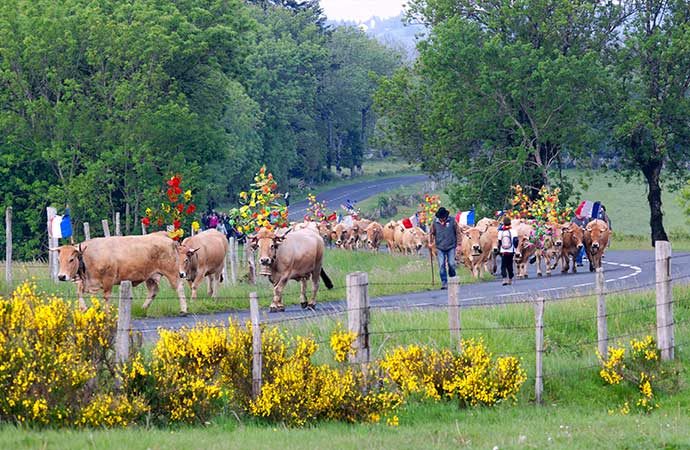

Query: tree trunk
327,116,334,171
641,159,668,245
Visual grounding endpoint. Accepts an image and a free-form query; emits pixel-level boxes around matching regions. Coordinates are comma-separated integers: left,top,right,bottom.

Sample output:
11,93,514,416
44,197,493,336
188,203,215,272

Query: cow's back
83,234,178,283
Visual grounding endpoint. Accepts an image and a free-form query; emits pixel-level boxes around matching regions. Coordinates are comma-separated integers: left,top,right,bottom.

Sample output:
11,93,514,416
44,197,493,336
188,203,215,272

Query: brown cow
365,221,384,251
382,221,397,253
54,232,187,314
514,223,537,279
393,221,406,253
476,218,499,232
559,222,585,274
454,223,471,265
177,229,228,301
251,227,333,312
331,223,352,249
317,221,333,247
401,227,426,255
479,225,499,274
584,219,611,272
461,227,484,278
351,219,373,249
535,223,563,277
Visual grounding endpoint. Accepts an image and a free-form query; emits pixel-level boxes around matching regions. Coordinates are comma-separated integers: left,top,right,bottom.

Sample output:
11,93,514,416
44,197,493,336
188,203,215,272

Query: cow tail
320,268,334,290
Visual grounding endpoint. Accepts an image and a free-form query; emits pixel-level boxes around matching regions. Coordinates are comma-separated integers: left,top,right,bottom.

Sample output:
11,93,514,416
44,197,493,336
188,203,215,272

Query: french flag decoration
575,201,601,220
49,208,73,239
456,209,475,226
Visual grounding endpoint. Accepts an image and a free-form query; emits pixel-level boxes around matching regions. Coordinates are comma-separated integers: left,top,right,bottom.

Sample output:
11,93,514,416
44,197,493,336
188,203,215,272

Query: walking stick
429,245,435,286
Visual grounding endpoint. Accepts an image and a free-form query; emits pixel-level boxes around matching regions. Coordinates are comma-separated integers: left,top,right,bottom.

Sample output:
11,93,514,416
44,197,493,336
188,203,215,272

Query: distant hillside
329,14,425,61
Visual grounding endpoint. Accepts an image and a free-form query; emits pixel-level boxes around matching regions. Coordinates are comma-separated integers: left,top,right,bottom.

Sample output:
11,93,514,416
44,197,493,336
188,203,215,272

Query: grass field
0,248,477,318
2,285,689,449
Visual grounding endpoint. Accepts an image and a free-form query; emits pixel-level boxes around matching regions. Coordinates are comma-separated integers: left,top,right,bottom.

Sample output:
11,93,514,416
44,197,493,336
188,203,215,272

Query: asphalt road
133,175,690,340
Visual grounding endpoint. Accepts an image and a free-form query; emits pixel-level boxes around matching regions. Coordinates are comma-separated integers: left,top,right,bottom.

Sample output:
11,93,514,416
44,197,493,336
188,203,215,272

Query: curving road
133,175,690,340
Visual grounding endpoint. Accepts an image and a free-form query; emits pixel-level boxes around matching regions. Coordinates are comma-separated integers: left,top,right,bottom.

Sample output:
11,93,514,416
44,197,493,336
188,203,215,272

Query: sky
320,0,406,22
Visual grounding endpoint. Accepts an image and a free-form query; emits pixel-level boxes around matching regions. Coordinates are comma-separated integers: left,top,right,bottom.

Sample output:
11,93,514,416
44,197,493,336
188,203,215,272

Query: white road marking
497,291,527,297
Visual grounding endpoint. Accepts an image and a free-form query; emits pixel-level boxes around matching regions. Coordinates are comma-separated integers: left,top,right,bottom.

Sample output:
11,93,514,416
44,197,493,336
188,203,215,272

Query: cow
250,227,333,312
534,223,563,277
393,221,406,253
54,232,188,314
331,223,352,249
317,221,333,247
476,218,499,232
351,219,372,249
461,227,484,278
382,221,398,253
365,221,384,251
177,229,228,301
294,221,319,233
584,219,611,272
455,223,471,265
559,222,585,274
401,227,426,255
514,223,537,278
479,225,499,274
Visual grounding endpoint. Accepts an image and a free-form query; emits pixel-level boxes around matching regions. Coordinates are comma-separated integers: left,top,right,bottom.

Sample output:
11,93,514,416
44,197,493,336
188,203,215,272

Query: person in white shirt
498,216,519,286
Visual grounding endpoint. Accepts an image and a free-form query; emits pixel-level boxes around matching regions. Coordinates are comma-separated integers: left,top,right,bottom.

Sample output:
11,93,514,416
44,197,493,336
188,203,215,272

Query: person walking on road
429,206,459,290
498,216,519,286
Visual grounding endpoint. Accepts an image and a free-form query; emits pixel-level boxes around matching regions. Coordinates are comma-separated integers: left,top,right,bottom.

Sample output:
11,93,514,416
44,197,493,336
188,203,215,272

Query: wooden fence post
115,212,121,236
246,244,256,285
47,207,58,281
655,241,673,361
83,222,91,240
448,276,461,352
5,207,12,285
346,272,370,366
229,237,237,285
102,219,111,237
534,297,545,405
595,267,608,359
250,292,262,399
115,281,132,364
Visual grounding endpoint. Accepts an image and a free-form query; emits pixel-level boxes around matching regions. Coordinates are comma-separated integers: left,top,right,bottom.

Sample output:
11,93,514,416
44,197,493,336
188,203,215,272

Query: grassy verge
2,285,689,449
0,248,477,318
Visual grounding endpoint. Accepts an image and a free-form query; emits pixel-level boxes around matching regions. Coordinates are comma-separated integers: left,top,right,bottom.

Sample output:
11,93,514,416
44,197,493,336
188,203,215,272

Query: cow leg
142,278,160,312
161,272,188,315
270,278,288,313
561,254,569,273
308,271,320,309
536,253,543,277
300,278,308,308
77,281,87,311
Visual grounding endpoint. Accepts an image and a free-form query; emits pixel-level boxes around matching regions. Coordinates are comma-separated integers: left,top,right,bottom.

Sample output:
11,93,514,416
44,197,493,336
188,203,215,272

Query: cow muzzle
555,240,562,247
577,243,583,250
58,274,68,282
260,257,272,266
591,243,600,254
179,271,186,279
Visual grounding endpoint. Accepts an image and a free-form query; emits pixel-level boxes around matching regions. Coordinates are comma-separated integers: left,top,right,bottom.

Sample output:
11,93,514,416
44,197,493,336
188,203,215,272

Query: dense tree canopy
376,0,690,241
0,0,402,259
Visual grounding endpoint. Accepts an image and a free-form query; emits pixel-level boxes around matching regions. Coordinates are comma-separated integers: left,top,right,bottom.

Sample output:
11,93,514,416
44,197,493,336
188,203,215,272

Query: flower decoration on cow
508,185,572,224
229,166,288,233
418,194,441,227
141,175,197,241
305,193,336,223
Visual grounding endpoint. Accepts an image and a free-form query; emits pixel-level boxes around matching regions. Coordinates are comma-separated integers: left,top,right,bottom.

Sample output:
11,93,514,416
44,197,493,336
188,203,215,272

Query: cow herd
51,213,611,316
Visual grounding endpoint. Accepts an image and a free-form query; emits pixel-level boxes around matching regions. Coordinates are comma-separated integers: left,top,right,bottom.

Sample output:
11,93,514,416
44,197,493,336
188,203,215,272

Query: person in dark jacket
429,207,459,290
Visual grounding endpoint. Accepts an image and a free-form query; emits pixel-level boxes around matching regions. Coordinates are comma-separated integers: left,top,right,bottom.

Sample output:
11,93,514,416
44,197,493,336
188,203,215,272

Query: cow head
177,244,200,279
561,223,584,251
53,244,84,281
365,223,382,249
250,227,289,274
585,219,609,255
549,224,563,248
464,228,482,256
333,224,350,248
514,228,535,261
318,221,332,243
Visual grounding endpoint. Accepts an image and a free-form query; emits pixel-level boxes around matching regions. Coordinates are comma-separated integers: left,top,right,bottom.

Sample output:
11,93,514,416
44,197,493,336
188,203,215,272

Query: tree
607,0,690,244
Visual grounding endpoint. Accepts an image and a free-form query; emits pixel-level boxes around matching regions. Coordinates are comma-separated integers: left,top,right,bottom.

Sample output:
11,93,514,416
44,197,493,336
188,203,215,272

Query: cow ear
248,234,259,250
273,235,286,245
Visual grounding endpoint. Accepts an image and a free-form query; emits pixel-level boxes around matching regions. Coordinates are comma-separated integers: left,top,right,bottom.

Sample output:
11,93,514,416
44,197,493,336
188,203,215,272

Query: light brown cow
584,219,611,272
382,221,397,253
535,223,563,277
401,226,426,255
476,218,499,232
560,222,585,274
177,229,228,301
393,221,406,253
317,221,333,247
351,219,372,249
514,223,537,278
54,232,187,314
331,223,352,249
455,223,471,265
479,225,499,274
251,227,333,312
461,227,484,278
365,221,384,251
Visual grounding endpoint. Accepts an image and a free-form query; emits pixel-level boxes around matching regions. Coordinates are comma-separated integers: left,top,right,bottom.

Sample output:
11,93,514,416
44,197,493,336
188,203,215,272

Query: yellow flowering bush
0,282,145,427
598,336,679,414
329,324,357,363
380,339,526,406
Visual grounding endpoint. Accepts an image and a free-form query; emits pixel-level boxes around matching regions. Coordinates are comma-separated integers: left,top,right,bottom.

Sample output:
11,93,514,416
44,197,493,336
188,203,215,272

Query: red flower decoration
176,203,184,213
186,204,196,214
141,217,150,226
167,176,181,188
173,219,181,229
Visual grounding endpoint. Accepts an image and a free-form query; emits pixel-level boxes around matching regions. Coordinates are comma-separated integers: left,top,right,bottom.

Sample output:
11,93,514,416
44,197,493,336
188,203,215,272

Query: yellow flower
184,190,192,201
191,221,200,232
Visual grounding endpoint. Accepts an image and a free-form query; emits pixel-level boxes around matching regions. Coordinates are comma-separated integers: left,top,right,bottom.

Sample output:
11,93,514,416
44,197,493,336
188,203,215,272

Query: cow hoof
269,305,285,313
300,301,309,309
589,266,595,272
537,273,542,277
179,311,188,317
524,274,529,279
306,303,317,310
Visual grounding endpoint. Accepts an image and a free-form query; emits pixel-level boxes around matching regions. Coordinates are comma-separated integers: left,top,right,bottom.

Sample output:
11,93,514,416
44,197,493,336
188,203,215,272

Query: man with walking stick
429,207,458,290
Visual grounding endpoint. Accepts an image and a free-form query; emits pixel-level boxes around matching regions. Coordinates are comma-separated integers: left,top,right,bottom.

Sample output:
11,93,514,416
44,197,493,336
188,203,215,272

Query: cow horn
48,247,60,252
